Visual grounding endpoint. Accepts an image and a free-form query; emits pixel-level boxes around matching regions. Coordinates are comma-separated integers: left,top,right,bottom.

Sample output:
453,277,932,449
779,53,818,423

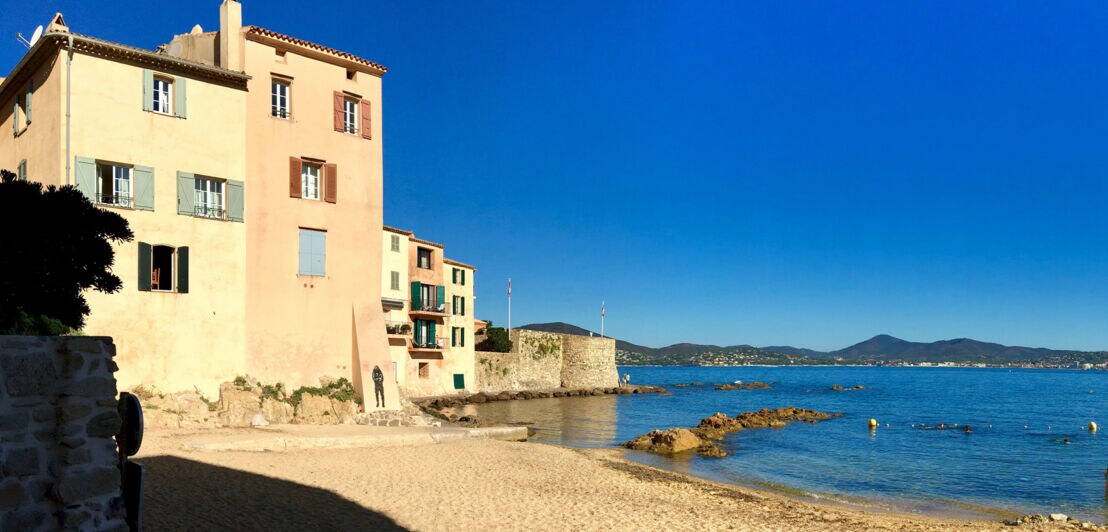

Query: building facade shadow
140,456,407,531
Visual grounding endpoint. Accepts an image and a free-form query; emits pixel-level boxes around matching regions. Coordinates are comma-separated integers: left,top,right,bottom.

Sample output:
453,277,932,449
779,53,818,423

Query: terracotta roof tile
244,26,387,73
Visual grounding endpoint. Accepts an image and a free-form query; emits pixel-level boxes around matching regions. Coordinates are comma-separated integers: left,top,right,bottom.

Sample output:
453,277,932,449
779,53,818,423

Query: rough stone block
31,405,56,422
1,508,46,530
61,447,91,466
62,509,92,528
0,354,57,396
0,480,26,510
53,467,119,504
63,377,117,398
60,437,85,449
60,404,92,423
63,337,104,354
4,447,40,477
86,411,122,438
0,412,29,432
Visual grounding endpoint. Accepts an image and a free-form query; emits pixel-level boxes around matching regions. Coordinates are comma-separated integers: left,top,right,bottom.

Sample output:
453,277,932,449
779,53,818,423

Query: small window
298,228,326,276
390,234,400,252
271,79,290,118
390,271,400,291
96,163,133,207
13,83,31,134
151,245,175,291
418,362,429,379
342,97,358,134
152,77,173,115
301,162,321,200
452,296,459,315
194,177,225,219
417,247,432,269
17,160,26,181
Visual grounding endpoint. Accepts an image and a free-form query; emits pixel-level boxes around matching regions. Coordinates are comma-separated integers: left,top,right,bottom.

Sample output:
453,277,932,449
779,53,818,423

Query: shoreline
133,426,1075,531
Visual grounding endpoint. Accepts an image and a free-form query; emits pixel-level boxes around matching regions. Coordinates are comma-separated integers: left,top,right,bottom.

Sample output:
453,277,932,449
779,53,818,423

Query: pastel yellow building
381,226,477,397
1,2,397,408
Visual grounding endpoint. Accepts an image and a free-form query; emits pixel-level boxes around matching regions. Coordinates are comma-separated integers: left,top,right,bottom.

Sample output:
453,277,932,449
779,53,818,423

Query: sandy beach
132,426,1060,532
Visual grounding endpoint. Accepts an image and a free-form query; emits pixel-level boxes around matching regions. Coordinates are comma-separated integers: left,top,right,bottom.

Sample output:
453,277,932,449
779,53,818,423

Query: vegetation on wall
0,170,133,334
476,326,513,352
523,335,560,361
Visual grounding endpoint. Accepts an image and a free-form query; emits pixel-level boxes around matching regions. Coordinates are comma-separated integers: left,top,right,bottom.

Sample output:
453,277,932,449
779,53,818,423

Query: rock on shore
714,381,771,391
622,407,840,458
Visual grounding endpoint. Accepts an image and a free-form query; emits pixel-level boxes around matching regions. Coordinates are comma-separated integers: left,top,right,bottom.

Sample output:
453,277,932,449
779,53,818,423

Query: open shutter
452,327,457,347
323,163,337,203
227,179,244,222
461,328,465,347
429,322,436,346
174,77,187,118
436,285,445,308
177,171,195,215
411,281,422,311
332,91,344,132
12,100,17,135
134,165,155,211
177,246,189,293
461,270,466,285
314,231,326,276
360,99,372,139
289,157,302,198
17,160,26,181
74,156,96,200
461,297,466,316
414,321,423,344
137,242,152,291
24,81,31,124
142,69,154,111
452,268,457,284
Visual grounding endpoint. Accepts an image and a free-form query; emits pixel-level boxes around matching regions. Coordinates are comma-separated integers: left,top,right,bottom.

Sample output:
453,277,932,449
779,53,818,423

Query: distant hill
517,323,1108,367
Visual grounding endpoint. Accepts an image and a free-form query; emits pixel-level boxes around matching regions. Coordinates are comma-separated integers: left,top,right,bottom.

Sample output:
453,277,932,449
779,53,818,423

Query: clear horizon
3,1,1106,351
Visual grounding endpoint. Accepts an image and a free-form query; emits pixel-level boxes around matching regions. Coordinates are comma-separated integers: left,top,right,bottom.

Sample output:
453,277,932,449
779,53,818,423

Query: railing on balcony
95,194,133,208
194,205,227,220
412,303,449,314
410,338,444,350
385,321,412,335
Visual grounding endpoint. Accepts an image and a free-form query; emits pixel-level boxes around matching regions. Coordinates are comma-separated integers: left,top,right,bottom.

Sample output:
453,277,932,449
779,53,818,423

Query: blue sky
3,1,1107,351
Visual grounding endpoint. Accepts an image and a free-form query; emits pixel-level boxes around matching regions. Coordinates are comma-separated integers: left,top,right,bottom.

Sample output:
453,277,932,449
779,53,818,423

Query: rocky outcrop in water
621,407,840,458
714,381,771,391
830,384,866,391
414,385,668,424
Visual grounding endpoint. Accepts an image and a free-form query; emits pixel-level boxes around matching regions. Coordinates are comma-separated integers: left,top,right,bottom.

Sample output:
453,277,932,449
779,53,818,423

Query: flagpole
601,301,605,338
507,278,512,336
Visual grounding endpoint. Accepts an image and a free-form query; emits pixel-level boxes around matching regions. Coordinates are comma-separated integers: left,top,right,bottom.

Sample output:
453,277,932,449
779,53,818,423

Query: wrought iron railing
271,107,291,119
96,194,133,208
343,123,358,134
194,205,227,220
414,303,448,313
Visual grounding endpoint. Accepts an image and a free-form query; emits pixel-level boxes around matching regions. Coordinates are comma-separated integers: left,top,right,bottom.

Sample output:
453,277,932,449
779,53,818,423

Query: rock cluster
830,384,866,391
1007,513,1103,529
622,407,840,458
415,385,667,424
714,381,771,391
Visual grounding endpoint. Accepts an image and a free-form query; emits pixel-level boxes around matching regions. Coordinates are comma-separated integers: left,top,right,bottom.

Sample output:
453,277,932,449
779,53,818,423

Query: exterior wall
443,263,475,392
70,53,249,397
382,229,411,391
409,241,444,287
474,330,618,393
2,45,249,397
0,50,63,185
0,336,126,530
561,335,619,388
239,37,396,409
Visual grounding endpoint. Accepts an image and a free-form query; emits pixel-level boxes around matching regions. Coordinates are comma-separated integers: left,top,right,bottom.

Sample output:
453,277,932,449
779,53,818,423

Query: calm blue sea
467,366,1108,522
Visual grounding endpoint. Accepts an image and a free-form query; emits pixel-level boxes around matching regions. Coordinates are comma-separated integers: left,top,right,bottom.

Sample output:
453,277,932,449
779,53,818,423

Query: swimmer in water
1062,438,1071,444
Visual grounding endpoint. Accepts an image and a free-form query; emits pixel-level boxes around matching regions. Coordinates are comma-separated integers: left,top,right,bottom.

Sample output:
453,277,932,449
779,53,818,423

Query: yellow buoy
868,418,877,429
1090,421,1098,432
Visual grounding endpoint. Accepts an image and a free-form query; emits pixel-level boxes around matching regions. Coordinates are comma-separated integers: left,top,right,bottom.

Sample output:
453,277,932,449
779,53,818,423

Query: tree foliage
0,170,133,334
476,327,513,353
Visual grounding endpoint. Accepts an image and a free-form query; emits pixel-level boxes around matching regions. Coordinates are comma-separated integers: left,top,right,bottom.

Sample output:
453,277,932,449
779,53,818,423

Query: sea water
467,366,1108,522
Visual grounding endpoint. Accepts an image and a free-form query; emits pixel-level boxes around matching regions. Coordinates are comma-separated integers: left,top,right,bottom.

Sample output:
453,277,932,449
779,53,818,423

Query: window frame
417,247,432,269
301,162,321,200
271,78,291,119
194,176,227,220
152,76,174,115
150,245,176,292
343,96,358,134
95,162,134,208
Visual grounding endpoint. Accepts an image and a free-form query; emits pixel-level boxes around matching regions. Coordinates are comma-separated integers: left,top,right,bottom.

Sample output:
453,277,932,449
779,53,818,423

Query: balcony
95,193,133,209
193,204,227,220
409,303,449,319
385,320,411,336
409,338,445,357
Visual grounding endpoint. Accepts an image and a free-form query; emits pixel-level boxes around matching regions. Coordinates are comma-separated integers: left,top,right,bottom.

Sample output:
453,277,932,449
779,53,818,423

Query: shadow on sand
140,455,407,531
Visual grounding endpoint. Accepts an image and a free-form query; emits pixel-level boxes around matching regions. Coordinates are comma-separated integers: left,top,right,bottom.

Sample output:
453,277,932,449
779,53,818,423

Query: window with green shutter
137,242,152,291
461,327,465,347
17,160,26,181
134,166,155,211
436,285,445,308
410,281,422,310
451,327,457,347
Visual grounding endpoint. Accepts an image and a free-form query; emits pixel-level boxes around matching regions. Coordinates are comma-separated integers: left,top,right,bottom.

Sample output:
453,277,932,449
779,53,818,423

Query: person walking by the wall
372,365,386,408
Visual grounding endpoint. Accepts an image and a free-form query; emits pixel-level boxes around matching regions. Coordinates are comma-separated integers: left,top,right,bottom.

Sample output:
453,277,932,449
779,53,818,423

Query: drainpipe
65,34,72,185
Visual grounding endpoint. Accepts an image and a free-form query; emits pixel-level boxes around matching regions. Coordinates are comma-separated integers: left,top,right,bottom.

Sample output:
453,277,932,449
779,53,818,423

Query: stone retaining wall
0,336,126,531
474,330,618,393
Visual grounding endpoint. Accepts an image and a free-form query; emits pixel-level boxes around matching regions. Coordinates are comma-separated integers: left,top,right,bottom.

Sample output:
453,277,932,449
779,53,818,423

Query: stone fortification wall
0,336,126,530
474,330,617,393
475,330,562,392
561,335,619,389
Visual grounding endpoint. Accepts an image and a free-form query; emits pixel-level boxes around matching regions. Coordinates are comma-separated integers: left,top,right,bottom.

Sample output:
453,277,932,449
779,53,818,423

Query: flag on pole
601,301,605,318
508,278,512,298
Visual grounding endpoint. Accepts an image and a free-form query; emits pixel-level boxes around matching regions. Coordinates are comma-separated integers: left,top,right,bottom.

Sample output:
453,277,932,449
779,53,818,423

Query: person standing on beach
372,365,386,408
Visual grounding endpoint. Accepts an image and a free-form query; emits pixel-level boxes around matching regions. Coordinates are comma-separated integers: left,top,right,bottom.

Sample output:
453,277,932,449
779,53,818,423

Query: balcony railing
410,338,444,350
271,107,291,119
385,321,412,335
96,194,133,208
194,205,227,220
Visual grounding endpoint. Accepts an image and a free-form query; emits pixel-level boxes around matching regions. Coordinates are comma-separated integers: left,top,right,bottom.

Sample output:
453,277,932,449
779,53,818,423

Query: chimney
219,0,242,71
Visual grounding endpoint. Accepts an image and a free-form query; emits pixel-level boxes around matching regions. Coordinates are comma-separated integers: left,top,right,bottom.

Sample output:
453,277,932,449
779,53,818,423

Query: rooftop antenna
15,25,43,48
